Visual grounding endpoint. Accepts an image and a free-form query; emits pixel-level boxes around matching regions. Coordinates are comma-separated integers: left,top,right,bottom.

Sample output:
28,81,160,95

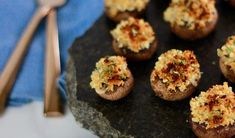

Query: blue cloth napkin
0,0,104,106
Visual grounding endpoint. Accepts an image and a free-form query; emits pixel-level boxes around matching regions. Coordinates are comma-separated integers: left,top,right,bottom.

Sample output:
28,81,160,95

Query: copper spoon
0,0,65,113
44,9,64,117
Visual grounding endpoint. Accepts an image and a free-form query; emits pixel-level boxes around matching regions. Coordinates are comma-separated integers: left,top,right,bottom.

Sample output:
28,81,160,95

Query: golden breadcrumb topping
151,49,201,92
190,82,235,129
164,0,216,30
111,17,155,53
217,35,235,71
105,0,149,17
90,56,130,94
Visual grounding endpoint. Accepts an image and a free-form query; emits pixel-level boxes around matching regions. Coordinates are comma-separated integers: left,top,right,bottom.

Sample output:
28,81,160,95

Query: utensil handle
44,9,63,117
0,6,51,113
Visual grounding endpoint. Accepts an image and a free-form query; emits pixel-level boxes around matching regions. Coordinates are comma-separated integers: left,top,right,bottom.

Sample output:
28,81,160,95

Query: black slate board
66,0,235,137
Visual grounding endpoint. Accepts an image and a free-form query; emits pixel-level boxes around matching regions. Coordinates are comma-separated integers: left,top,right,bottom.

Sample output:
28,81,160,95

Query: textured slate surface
66,0,235,137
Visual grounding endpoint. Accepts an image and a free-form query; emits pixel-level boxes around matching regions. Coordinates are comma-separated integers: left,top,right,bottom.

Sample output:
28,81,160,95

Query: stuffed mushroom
217,35,235,83
90,56,134,101
190,82,235,138
111,17,157,61
150,49,201,101
164,0,218,40
105,0,149,22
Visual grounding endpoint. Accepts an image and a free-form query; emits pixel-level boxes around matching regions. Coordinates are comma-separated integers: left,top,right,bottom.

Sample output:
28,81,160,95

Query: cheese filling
105,0,149,17
90,56,130,94
151,49,201,92
190,82,235,129
111,17,155,53
164,0,216,30
217,35,235,72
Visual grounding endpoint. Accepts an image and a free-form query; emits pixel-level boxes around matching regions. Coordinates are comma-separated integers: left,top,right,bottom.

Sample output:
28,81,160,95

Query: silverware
0,0,65,113
44,9,64,117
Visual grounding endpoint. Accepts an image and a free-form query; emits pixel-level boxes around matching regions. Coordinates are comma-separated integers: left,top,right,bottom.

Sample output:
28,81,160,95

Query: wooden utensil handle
44,9,63,117
0,6,51,113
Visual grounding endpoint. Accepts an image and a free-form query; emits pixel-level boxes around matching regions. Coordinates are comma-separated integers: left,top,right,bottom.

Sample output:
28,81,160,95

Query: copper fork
44,9,64,117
